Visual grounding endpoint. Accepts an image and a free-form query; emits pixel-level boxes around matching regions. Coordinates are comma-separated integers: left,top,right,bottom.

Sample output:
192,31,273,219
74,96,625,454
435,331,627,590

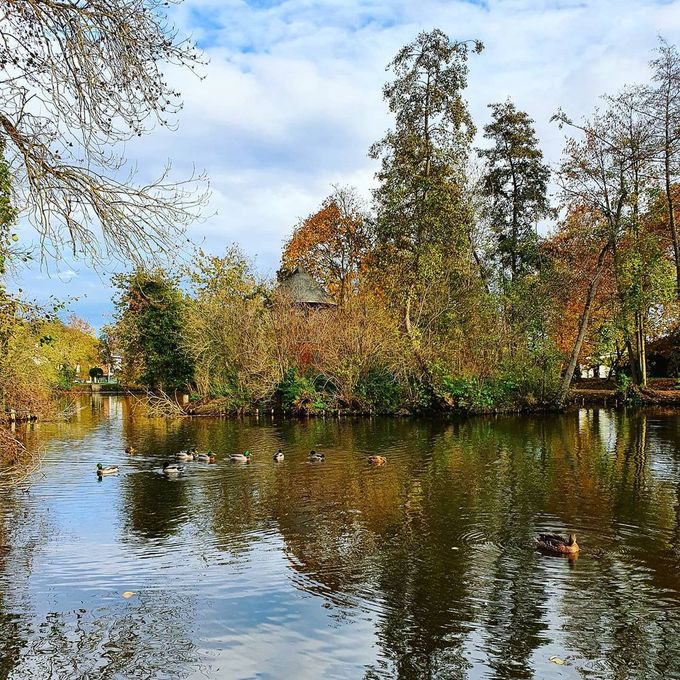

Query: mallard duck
536,532,579,555
367,455,387,466
229,450,251,462
124,446,136,455
309,449,325,461
197,451,216,463
162,462,184,475
176,450,195,461
273,449,284,462
96,464,119,476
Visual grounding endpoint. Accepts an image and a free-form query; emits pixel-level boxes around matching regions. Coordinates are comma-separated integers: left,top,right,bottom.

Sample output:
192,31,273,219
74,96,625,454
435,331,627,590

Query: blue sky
9,0,680,330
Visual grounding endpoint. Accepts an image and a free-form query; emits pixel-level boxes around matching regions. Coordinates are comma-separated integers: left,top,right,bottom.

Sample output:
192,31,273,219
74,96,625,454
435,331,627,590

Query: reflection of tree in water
15,400,680,678
0,489,51,680
5,591,199,679
120,469,190,540
269,412,680,678
0,508,28,679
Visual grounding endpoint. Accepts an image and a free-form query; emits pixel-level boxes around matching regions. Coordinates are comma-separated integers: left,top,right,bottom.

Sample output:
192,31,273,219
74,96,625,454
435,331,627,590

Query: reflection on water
1,398,680,678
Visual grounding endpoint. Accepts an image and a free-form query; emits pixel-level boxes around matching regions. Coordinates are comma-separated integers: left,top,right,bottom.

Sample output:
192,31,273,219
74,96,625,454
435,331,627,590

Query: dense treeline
108,30,680,415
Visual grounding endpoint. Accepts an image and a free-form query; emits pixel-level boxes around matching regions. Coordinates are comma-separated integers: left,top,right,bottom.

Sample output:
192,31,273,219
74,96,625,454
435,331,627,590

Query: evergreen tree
369,28,483,345
478,100,551,281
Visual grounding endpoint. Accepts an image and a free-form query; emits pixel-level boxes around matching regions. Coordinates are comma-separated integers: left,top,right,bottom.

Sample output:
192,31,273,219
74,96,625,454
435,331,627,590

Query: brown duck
536,532,579,556
367,455,387,466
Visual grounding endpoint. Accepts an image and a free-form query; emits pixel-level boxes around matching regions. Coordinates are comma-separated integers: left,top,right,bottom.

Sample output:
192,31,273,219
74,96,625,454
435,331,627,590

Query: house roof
278,266,335,306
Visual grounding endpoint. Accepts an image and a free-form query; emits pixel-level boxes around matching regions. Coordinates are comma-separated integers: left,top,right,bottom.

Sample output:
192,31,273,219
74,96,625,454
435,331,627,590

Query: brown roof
278,266,335,306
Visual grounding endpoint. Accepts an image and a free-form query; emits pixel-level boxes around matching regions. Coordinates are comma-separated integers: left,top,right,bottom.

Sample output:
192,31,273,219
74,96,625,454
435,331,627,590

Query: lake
1,395,680,679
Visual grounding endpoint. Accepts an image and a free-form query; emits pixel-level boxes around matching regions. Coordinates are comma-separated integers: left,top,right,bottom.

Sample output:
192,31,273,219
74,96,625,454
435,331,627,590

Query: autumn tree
369,28,483,372
0,0,207,266
478,100,551,281
182,248,279,405
281,186,371,306
552,107,629,402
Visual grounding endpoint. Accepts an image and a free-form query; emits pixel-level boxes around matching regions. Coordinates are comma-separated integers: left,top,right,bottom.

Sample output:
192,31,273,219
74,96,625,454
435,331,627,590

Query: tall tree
369,29,483,361
478,100,551,281
552,107,629,402
0,0,207,266
281,186,371,306
648,38,680,298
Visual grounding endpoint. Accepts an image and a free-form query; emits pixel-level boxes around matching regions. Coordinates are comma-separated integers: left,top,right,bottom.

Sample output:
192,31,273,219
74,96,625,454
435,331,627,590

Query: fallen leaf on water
122,591,135,599
549,656,566,665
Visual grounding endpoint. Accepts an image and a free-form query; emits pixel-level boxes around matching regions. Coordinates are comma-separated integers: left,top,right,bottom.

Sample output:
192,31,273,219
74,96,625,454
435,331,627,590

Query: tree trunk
665,153,680,298
554,242,610,406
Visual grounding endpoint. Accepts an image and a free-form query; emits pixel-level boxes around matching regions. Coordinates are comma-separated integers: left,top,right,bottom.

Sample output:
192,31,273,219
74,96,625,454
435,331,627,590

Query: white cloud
11,0,680,326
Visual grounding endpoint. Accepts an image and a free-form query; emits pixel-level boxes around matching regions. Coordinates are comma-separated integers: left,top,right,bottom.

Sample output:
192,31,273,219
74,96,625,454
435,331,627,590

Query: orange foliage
281,187,371,306
543,205,616,358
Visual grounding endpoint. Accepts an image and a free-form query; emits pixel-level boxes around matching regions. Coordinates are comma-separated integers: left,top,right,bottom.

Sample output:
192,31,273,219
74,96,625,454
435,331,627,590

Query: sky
10,0,680,330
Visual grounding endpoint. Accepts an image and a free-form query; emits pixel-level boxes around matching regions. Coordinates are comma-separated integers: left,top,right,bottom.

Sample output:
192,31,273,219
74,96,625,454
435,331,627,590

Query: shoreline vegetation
2,24,680,473
99,32,680,423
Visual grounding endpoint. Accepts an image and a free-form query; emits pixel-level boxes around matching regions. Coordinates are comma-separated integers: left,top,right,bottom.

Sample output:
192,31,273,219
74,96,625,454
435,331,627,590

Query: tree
112,269,193,391
182,248,279,404
281,186,371,306
369,29,483,368
552,107,629,402
89,367,104,383
0,0,207,266
478,100,551,281
647,38,680,297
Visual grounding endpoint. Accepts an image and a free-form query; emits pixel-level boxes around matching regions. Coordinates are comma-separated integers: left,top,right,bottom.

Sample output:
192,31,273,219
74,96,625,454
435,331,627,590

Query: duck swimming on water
536,532,579,556
273,449,284,462
162,462,184,475
96,464,119,476
309,450,325,461
367,455,387,466
124,446,136,455
229,450,251,462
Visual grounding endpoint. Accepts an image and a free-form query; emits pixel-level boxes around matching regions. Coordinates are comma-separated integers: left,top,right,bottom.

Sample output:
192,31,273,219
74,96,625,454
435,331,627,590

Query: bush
57,364,77,390
277,368,326,414
355,368,402,413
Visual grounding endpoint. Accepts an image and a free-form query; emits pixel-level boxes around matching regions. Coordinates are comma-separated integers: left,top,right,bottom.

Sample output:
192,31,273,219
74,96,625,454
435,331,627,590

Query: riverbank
184,379,680,418
568,378,680,407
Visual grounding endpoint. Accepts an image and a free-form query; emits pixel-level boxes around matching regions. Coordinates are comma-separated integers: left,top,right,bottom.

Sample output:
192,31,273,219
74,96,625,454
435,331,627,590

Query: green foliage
370,29,484,331
112,269,194,391
355,368,402,413
57,364,77,390
89,367,104,381
437,374,516,412
277,368,326,413
617,373,632,397
478,100,551,280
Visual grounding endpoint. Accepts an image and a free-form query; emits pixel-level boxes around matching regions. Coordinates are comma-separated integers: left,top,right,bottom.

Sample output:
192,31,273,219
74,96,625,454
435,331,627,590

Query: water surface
1,396,680,679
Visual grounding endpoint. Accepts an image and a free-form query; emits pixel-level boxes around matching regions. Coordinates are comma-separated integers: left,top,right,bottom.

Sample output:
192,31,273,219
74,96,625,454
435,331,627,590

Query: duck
162,462,185,475
175,450,195,461
367,455,387,466
96,464,119,476
536,532,579,556
124,446,136,455
229,450,251,462
197,451,217,463
308,449,325,462
273,449,284,462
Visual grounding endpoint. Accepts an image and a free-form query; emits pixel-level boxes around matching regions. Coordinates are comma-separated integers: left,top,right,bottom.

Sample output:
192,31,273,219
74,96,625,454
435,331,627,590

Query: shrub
355,368,402,413
277,368,326,414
